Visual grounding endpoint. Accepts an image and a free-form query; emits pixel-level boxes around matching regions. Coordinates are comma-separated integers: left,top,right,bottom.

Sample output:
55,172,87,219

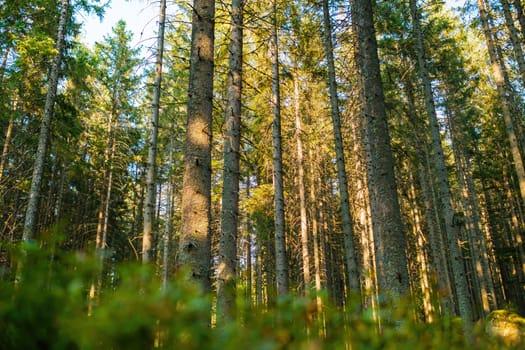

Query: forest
1,0,525,348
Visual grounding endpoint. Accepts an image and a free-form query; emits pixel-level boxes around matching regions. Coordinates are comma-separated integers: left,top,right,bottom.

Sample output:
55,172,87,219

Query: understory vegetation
1,244,523,350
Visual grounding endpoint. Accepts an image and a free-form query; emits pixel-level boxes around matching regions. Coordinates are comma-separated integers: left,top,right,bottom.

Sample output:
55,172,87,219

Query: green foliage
2,245,524,349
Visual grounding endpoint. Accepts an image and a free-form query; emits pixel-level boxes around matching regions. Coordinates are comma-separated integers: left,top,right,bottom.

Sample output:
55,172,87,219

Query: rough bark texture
410,0,473,321
270,1,289,296
143,0,167,264
353,0,410,298
22,0,69,241
178,0,215,293
217,0,243,322
322,0,360,295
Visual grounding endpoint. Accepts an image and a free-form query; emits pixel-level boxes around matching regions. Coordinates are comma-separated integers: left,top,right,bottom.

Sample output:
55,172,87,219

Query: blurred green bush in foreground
1,245,524,349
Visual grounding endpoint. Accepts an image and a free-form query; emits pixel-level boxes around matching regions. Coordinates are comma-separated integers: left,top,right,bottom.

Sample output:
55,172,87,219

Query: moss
485,309,525,347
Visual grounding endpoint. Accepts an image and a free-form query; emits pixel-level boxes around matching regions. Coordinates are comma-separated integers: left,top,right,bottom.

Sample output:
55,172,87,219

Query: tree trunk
0,112,14,184
478,0,525,212
143,0,167,264
0,47,10,84
293,69,311,291
22,0,69,241
406,173,435,322
447,104,498,315
500,0,525,84
177,0,215,293
410,0,473,321
270,0,288,297
245,178,253,304
404,77,454,315
353,0,410,299
217,0,243,322
308,148,323,308
162,126,175,290
321,0,360,295
96,96,118,255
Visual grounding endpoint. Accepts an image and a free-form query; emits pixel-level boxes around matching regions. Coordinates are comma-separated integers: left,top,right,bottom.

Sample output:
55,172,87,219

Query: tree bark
143,0,167,264
353,0,410,299
321,0,360,295
22,0,69,241
245,177,253,304
161,125,175,290
404,77,454,315
293,69,311,291
270,0,289,297
308,148,323,307
410,0,473,321
217,0,243,322
178,0,215,292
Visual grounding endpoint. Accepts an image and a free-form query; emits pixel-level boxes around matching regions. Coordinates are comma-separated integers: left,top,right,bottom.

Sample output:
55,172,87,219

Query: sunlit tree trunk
293,68,311,291
353,0,410,298
321,0,360,295
143,0,167,264
308,148,323,308
480,186,506,308
406,172,434,322
177,0,215,292
217,0,243,322
410,0,472,321
478,0,525,212
22,0,69,241
270,0,288,296
447,104,497,315
404,79,454,315
348,107,377,309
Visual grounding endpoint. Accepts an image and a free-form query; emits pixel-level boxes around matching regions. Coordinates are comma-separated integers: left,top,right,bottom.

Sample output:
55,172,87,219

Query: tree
352,0,410,298
142,0,167,264
22,0,70,242
477,0,525,214
177,0,215,292
270,0,289,297
321,0,360,295
217,0,243,321
409,0,473,321
499,0,525,84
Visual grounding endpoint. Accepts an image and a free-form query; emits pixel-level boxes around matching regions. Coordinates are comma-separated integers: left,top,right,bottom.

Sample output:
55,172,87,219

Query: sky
78,0,467,51
79,0,160,49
